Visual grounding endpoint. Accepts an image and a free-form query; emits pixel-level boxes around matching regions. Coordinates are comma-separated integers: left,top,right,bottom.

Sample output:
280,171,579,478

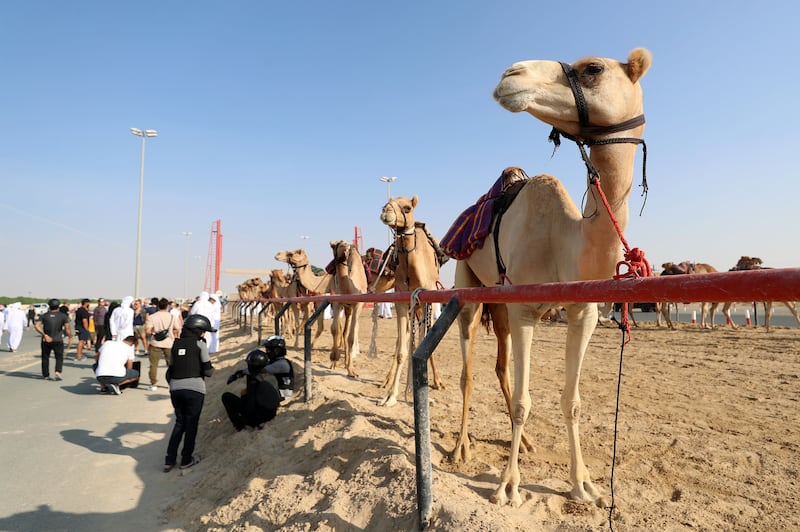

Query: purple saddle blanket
441,167,529,260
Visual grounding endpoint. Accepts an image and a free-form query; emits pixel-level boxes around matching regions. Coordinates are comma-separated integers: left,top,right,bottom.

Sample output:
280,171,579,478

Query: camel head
380,195,419,233
269,269,288,286
493,48,651,138
274,249,310,269
734,256,763,270
330,239,355,275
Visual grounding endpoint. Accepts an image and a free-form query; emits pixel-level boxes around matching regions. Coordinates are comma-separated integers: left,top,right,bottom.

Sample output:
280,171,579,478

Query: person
33,299,72,380
74,298,92,361
132,298,148,357
5,303,27,352
109,296,134,341
163,313,215,473
222,335,294,432
94,335,140,395
93,297,109,352
27,305,36,328
189,291,214,322
144,298,181,391
0,305,5,347
206,292,221,354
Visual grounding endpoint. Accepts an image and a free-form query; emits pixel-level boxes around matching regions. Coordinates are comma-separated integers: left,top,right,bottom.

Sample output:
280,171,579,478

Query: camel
378,195,445,406
658,262,722,329
267,269,296,336
722,256,800,331
364,246,397,359
237,277,268,301
274,249,330,347
328,240,367,377
449,49,652,507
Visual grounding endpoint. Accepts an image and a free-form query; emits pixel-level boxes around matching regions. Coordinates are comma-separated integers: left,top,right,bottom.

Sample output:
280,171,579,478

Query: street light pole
130,127,157,299
379,176,397,245
181,231,192,299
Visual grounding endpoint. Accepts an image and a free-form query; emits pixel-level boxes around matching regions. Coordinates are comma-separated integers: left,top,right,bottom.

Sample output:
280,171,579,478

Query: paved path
0,327,186,532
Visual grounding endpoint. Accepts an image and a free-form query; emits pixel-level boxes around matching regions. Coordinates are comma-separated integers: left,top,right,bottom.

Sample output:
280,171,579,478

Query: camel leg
784,301,800,327
722,302,738,329
450,300,482,463
491,302,539,507
345,303,362,378
764,302,773,331
329,303,342,369
488,303,534,454
367,304,379,358
427,355,445,390
562,303,604,505
379,302,409,406
709,302,719,329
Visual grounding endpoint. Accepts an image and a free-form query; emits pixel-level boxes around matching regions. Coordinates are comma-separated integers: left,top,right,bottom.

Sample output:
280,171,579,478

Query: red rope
591,177,652,341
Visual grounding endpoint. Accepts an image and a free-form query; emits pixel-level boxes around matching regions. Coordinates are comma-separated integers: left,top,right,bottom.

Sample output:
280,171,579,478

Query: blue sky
1,1,798,300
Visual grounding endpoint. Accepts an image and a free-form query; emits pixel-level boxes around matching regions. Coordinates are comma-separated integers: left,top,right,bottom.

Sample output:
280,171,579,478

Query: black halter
549,61,649,212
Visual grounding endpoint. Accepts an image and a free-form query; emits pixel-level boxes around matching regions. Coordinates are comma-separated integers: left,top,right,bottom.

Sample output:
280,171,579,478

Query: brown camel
378,195,445,406
658,262,721,329
722,256,800,331
451,49,652,507
274,249,330,347
237,277,268,301
328,239,367,377
364,246,396,359
267,269,296,337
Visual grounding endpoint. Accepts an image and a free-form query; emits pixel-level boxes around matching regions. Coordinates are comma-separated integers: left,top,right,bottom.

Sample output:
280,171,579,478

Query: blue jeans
165,389,205,467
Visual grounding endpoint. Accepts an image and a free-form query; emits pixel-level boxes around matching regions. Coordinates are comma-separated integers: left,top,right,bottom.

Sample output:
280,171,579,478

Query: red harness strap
591,176,652,340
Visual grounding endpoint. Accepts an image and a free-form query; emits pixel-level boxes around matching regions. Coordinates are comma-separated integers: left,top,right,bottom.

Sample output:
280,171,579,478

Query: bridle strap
550,61,649,211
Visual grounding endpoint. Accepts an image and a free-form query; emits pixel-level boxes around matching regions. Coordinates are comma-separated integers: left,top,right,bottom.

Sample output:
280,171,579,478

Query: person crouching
95,335,140,395
222,335,294,431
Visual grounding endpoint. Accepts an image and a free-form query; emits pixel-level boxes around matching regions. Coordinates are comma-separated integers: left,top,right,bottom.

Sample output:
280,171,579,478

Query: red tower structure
353,226,363,251
204,219,223,294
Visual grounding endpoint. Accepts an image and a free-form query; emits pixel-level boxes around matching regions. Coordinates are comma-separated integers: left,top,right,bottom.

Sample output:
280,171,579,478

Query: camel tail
480,305,492,334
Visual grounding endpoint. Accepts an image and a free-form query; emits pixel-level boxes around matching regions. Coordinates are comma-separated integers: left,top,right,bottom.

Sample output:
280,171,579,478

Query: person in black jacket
222,336,293,431
163,314,215,472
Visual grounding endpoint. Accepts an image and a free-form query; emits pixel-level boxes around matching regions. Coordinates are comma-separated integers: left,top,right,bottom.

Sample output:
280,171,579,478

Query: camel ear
411,195,419,208
625,48,652,83
330,240,336,249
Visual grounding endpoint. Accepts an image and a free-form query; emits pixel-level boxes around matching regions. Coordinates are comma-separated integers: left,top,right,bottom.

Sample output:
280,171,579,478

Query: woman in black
163,314,215,472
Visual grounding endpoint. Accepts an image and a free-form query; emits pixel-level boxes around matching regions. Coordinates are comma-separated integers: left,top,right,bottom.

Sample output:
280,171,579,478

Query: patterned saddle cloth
441,167,529,260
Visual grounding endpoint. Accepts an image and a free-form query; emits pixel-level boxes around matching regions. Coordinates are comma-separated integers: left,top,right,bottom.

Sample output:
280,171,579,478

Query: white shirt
95,340,135,378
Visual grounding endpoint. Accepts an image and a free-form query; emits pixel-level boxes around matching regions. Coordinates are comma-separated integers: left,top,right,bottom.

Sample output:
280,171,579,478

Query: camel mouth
493,88,529,113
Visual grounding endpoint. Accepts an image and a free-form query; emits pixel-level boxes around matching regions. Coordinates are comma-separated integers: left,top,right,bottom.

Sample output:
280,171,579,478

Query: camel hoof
570,480,602,505
449,443,471,463
378,396,397,407
489,485,521,507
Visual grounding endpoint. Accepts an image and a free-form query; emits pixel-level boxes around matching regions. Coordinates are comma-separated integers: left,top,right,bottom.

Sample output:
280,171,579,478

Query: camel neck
579,137,641,278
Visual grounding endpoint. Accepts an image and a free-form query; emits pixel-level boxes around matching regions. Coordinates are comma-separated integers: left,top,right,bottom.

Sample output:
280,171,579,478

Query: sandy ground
162,307,799,531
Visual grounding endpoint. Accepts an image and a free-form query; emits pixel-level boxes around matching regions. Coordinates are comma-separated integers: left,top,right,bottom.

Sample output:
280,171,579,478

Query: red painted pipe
244,268,800,306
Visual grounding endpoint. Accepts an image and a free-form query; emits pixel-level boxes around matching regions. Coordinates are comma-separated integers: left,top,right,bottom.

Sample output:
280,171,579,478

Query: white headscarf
121,296,134,309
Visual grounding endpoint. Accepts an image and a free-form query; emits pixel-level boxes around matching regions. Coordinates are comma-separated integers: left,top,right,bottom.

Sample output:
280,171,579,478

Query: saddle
440,167,530,277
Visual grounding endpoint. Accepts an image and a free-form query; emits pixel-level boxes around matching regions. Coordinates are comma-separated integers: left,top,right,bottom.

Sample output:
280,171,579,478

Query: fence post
304,300,330,403
275,302,291,337
412,295,462,530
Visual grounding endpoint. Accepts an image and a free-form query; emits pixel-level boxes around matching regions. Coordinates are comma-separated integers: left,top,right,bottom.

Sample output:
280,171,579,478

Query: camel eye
403,206,412,213
584,63,603,76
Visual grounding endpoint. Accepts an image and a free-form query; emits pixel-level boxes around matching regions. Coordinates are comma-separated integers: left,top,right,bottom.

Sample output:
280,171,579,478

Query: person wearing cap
94,335,140,395
33,299,72,380
74,298,92,361
221,335,293,431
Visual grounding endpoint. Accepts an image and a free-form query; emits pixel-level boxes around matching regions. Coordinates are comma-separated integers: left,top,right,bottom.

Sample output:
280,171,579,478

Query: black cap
81,298,91,304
